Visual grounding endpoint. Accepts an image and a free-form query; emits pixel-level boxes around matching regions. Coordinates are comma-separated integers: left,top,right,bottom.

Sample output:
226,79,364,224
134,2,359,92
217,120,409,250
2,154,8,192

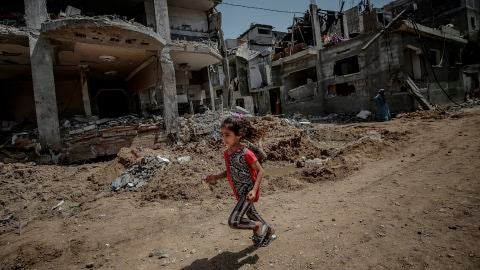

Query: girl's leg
246,205,267,225
228,195,257,230
247,205,276,246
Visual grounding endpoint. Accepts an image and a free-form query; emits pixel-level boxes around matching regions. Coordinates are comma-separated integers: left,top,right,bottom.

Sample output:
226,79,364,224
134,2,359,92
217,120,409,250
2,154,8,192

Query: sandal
261,227,277,247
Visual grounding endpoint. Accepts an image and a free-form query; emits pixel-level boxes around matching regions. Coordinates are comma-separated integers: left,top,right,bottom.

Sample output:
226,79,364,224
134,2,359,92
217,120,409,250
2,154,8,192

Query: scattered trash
0,214,14,225
111,155,170,191
51,200,65,211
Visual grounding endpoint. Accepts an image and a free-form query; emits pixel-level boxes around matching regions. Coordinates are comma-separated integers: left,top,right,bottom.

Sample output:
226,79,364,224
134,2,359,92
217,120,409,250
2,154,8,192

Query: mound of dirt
0,161,122,234
264,134,328,162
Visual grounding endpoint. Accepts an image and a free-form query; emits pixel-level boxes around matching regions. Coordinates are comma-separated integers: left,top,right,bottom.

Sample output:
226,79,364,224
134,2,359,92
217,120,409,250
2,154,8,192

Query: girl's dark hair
221,116,261,142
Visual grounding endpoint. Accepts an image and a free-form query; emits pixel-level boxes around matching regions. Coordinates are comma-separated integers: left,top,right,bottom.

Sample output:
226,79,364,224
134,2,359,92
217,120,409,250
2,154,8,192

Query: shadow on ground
181,245,259,270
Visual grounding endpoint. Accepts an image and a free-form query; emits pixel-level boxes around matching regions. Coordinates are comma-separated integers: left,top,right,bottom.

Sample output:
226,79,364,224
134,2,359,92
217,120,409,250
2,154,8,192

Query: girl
205,116,276,247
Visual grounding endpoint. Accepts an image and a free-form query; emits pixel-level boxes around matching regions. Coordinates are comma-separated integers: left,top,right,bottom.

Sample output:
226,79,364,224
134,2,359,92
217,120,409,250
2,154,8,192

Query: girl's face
221,127,241,147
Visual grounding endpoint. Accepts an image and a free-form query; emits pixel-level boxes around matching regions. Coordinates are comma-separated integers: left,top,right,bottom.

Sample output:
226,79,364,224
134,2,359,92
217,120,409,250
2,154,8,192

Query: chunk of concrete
233,106,251,115
356,110,372,120
111,173,133,191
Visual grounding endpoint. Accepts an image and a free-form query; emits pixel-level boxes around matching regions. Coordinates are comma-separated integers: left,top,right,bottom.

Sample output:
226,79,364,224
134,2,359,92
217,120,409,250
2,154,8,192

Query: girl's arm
248,161,264,201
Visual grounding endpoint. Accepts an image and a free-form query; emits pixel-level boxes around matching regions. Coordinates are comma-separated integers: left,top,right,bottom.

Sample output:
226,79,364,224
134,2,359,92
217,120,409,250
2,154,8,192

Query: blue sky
218,0,394,39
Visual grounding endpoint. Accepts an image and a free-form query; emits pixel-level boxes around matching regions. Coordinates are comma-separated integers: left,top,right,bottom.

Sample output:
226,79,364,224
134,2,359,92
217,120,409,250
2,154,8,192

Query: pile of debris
172,39,220,55
178,110,244,142
111,154,170,191
451,98,480,109
61,114,162,138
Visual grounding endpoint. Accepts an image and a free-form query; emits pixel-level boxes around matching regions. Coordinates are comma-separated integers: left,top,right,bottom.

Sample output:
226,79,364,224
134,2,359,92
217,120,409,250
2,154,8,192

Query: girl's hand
247,189,257,201
205,175,217,185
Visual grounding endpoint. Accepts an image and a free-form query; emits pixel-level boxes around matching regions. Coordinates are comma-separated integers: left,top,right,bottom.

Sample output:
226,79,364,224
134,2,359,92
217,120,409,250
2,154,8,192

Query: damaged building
0,0,223,162
210,23,286,115
272,1,469,117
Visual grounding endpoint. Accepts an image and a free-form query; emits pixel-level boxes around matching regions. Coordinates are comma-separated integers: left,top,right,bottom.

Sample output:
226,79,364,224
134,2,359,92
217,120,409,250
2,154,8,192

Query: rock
62,120,71,128
448,225,457,230
296,159,305,168
156,156,171,164
177,156,192,164
356,110,372,120
233,106,251,115
85,262,94,268
149,249,169,259
111,174,133,191
160,258,170,266
0,214,14,225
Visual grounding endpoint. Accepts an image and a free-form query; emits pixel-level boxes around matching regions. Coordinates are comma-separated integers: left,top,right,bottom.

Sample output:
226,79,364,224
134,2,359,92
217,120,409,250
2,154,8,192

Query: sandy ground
1,107,479,270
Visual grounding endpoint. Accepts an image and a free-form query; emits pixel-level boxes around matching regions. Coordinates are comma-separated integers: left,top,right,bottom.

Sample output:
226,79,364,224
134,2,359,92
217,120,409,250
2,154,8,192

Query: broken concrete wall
169,6,209,41
321,32,416,114
253,90,272,115
276,52,318,116
288,81,317,101
235,57,249,96
247,26,274,46
247,56,272,91
399,33,466,106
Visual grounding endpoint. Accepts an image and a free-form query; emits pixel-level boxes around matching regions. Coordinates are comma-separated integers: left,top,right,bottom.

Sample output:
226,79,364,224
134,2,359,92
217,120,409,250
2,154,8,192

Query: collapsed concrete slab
41,16,167,50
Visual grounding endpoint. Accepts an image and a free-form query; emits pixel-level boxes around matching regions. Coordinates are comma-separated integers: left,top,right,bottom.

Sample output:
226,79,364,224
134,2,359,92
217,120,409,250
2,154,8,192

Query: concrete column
25,0,61,146
342,13,349,39
219,29,231,108
24,0,48,31
207,66,216,112
153,0,178,135
310,3,323,49
144,0,156,30
158,48,179,134
80,66,92,117
153,0,172,42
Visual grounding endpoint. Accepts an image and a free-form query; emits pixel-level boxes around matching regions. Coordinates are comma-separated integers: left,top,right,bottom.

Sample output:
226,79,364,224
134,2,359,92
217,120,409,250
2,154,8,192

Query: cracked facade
0,0,222,147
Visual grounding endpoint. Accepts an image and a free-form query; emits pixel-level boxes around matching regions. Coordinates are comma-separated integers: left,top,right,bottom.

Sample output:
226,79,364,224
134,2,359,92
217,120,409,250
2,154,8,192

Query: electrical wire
220,2,304,14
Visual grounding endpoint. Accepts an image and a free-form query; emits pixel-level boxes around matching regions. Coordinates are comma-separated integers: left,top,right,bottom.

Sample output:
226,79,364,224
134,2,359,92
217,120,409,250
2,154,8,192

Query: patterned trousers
228,184,267,230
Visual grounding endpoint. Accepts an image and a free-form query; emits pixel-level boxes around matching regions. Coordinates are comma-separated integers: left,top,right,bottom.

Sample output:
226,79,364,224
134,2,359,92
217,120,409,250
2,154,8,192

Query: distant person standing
373,89,391,121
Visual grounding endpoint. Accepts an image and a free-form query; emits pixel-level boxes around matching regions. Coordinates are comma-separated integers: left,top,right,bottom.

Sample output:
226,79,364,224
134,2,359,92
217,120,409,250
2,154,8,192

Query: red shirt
224,147,260,202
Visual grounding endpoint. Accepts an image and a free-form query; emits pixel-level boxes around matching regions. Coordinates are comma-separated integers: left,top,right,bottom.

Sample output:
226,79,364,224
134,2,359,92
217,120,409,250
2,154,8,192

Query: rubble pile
451,98,480,109
178,110,242,142
172,39,220,55
61,115,162,137
111,155,170,191
309,113,363,123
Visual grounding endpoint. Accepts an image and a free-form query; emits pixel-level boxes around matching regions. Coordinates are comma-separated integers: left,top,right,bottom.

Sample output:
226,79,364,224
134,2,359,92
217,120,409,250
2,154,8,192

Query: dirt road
1,108,479,270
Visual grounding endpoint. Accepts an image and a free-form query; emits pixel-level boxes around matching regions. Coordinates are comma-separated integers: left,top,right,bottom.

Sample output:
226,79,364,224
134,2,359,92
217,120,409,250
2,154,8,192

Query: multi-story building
384,0,480,36
211,23,285,115
271,2,468,117
0,0,223,148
